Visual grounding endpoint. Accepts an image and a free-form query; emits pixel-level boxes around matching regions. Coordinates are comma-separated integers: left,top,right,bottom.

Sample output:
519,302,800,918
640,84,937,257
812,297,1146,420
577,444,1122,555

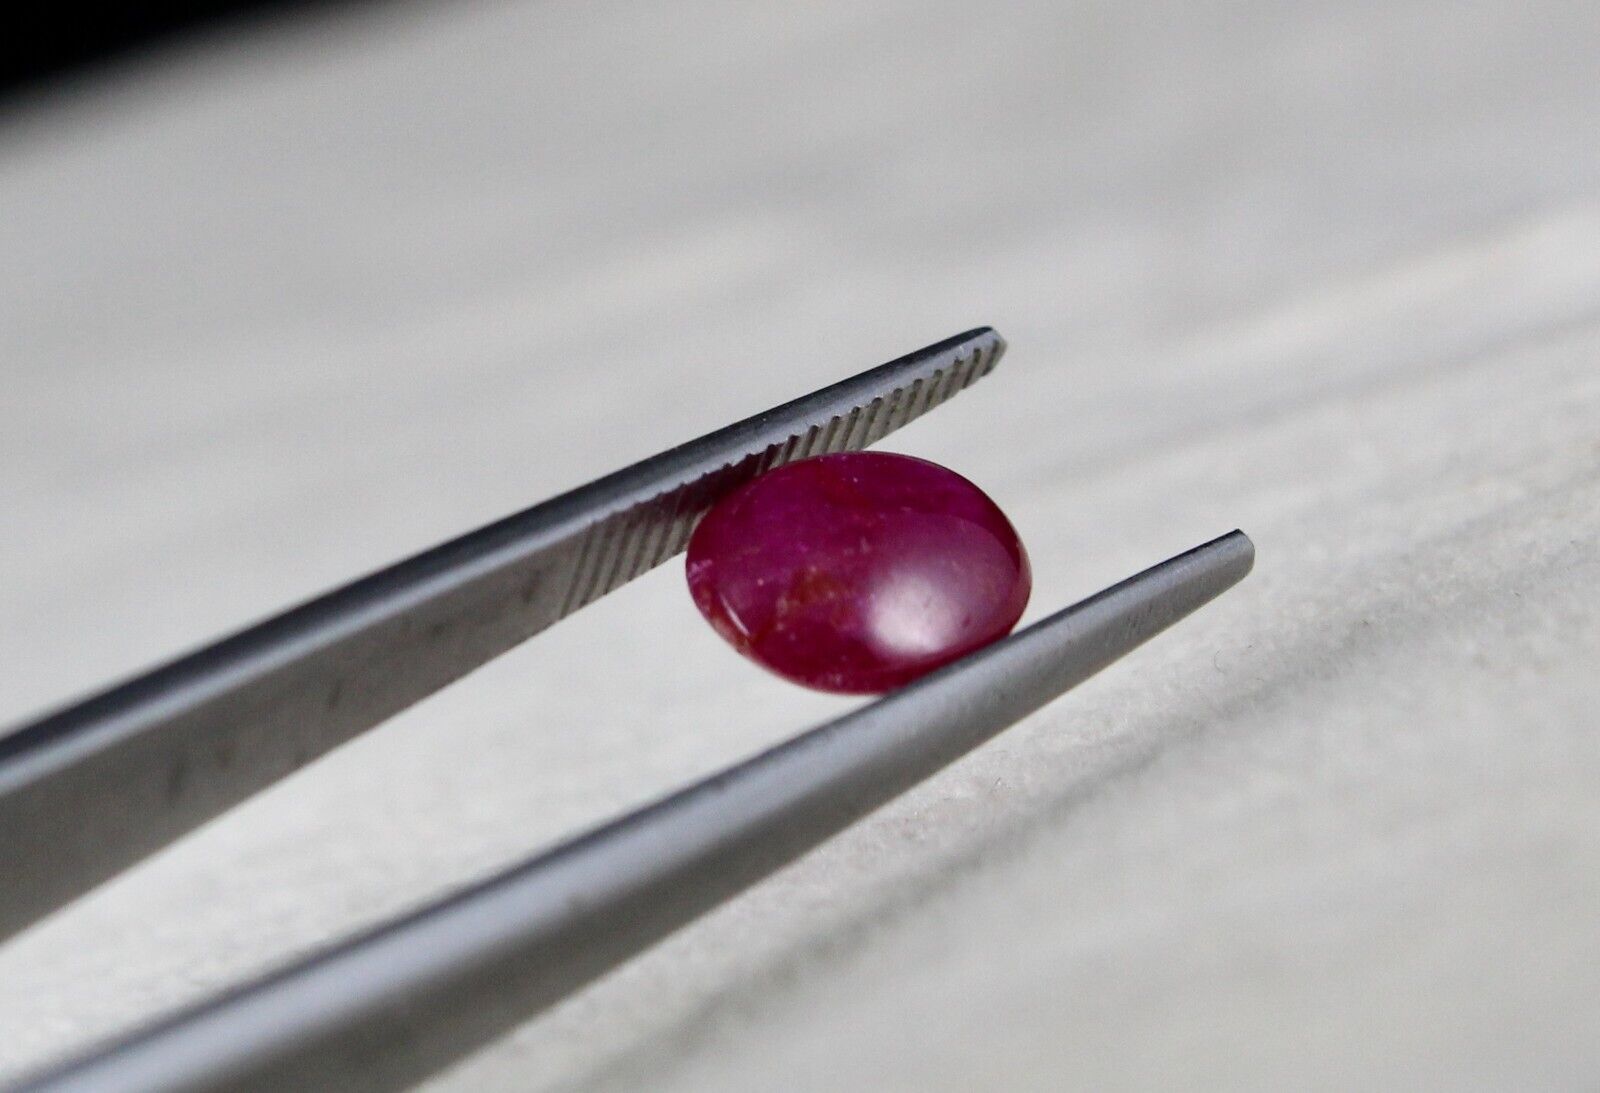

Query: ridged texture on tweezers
555,330,1002,616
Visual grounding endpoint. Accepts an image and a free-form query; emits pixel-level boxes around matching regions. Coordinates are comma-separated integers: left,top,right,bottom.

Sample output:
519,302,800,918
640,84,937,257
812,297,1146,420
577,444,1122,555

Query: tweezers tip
1187,529,1255,588
970,325,1006,351
1196,531,1254,582
938,325,1005,356
1221,528,1256,571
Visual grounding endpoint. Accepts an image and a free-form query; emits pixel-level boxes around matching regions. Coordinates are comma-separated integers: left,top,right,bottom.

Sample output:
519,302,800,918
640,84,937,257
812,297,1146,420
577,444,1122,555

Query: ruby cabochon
684,451,1031,694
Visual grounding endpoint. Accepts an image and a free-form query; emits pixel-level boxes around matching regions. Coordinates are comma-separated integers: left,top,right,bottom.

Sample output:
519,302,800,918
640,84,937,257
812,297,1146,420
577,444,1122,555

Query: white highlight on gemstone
866,571,965,658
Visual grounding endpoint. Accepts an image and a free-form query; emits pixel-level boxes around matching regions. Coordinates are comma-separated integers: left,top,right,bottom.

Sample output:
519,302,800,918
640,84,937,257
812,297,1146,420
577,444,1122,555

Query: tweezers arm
17,531,1253,1093
0,329,1004,942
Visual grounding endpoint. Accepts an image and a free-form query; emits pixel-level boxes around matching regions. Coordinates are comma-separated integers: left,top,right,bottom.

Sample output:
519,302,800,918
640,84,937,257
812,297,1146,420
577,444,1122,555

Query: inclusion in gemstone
685,451,1031,694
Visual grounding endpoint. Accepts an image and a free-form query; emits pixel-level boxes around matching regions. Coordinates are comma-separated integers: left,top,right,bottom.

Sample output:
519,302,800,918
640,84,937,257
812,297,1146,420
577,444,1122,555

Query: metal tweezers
1,328,1253,1093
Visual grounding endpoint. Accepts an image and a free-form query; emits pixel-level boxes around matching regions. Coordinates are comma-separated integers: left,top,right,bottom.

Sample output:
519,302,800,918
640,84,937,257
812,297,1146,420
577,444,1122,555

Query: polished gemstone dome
685,451,1031,693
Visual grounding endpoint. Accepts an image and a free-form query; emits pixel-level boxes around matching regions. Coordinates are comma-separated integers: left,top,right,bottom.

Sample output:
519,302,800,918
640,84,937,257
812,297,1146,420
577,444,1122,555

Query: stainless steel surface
0,328,1004,942
14,531,1254,1093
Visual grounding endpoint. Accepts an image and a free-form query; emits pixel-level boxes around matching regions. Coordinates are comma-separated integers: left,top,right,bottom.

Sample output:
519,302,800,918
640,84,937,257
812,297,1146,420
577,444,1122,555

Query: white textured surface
3,1,1600,1088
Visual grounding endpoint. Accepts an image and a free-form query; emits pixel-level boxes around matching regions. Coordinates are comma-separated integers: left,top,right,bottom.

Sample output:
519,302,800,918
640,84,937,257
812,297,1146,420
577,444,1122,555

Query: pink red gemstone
685,451,1031,694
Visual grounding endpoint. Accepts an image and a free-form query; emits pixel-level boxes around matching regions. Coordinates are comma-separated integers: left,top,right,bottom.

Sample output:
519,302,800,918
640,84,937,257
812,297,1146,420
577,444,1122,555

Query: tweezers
2,328,1253,1092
